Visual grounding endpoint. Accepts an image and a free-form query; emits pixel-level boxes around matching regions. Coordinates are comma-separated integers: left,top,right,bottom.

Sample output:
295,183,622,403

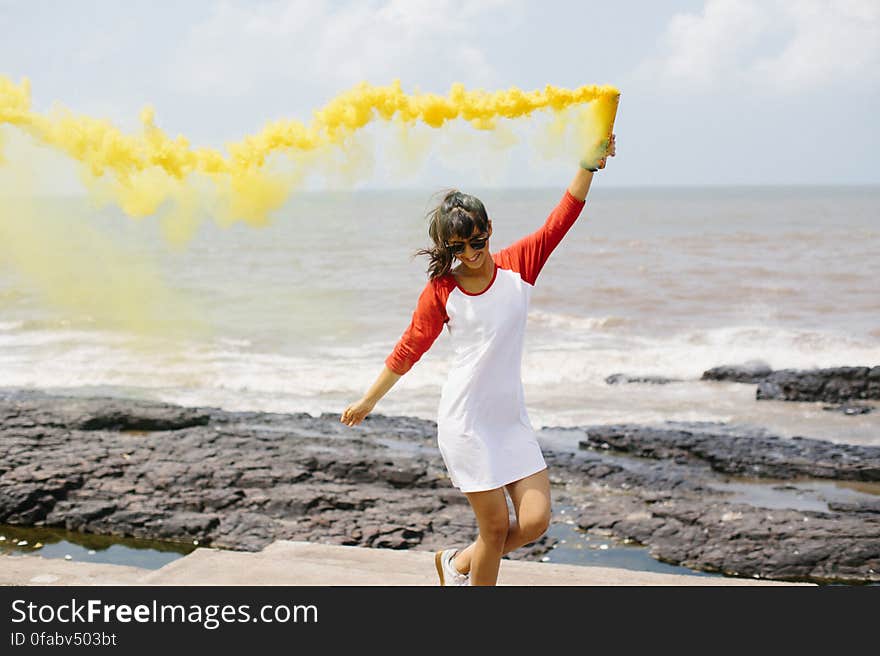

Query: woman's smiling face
447,224,491,269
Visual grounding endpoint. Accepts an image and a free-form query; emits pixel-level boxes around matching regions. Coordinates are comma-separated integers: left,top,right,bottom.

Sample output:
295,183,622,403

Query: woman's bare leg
453,468,551,577
462,486,510,586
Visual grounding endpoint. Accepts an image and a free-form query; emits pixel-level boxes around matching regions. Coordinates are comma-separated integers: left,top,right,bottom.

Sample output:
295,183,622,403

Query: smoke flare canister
593,90,619,147
605,92,619,141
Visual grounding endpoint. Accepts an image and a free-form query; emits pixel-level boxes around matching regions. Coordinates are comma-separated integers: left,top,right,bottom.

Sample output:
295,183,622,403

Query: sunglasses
445,235,488,256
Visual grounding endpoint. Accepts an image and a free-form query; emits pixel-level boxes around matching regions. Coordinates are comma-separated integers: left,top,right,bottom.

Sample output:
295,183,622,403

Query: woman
341,134,616,586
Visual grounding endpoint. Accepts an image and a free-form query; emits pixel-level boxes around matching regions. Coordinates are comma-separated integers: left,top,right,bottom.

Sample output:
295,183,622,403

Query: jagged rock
605,373,681,385
701,360,773,383
212,512,278,551
201,489,246,512
828,500,880,514
577,424,880,481
756,366,880,403
46,500,116,531
151,512,221,541
581,500,880,583
822,403,874,415
701,363,880,406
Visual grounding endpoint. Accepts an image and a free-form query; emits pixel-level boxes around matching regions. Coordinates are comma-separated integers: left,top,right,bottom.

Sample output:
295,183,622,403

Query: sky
1,0,878,189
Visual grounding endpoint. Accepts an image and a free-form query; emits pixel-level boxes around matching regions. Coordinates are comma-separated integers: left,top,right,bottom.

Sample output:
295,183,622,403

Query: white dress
386,190,586,492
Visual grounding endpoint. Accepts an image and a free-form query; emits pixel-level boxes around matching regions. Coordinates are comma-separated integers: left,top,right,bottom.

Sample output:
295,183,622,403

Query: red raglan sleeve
385,279,449,375
496,190,586,285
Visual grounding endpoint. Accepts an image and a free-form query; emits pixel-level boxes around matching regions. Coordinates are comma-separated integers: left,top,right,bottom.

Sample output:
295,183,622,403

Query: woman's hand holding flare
580,133,616,171
570,133,616,201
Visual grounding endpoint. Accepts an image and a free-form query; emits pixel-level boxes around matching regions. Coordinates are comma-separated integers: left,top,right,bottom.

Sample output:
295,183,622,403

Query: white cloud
751,0,880,90
632,0,880,93
170,0,516,99
656,0,768,87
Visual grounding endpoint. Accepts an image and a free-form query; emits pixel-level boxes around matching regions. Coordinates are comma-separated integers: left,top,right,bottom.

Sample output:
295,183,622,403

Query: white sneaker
435,548,470,586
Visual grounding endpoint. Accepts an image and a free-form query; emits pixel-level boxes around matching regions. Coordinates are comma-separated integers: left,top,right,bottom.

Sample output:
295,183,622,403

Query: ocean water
1,185,878,445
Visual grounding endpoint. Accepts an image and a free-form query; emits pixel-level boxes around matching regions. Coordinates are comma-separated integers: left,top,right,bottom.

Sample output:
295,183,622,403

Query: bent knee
478,515,510,546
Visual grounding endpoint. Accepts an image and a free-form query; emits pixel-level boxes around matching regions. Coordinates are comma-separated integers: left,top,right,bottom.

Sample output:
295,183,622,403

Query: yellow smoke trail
0,76,619,229
0,77,617,337
0,183,205,340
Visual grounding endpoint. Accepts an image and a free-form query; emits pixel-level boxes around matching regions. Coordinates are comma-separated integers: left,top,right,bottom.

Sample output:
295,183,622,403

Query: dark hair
414,189,490,280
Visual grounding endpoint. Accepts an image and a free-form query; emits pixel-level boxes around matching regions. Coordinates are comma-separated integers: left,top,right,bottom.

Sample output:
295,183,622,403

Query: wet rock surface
700,360,774,383
822,403,874,416
0,392,506,559
550,423,880,583
757,367,880,403
2,390,879,583
702,364,880,406
577,424,880,481
605,374,682,385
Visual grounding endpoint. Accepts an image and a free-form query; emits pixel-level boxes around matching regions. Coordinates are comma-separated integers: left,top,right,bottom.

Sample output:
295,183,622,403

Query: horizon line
2,181,879,199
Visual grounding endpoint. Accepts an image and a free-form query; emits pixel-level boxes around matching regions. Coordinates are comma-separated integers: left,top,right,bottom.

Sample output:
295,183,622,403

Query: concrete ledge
1,541,812,586
0,554,151,586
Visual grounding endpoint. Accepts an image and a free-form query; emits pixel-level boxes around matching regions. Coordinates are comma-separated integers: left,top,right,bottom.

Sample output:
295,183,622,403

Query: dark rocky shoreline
607,363,879,415
1,390,878,584
702,363,880,410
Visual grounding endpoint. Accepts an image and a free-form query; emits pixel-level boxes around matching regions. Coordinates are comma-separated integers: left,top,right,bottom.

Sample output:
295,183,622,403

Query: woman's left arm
495,133,617,285
568,133,616,202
